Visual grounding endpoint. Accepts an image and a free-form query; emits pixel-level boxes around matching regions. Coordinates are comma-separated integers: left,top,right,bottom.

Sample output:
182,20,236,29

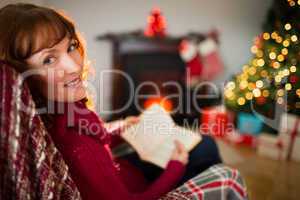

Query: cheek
34,52,85,102
73,50,84,68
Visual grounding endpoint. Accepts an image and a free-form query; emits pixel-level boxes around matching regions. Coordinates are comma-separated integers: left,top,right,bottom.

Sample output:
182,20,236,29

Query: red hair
0,3,85,72
0,3,89,128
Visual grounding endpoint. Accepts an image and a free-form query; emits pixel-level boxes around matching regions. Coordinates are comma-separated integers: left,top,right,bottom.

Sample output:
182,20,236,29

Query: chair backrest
0,62,81,200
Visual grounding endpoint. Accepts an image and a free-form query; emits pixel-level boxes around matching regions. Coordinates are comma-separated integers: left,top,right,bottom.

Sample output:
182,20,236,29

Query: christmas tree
225,0,300,117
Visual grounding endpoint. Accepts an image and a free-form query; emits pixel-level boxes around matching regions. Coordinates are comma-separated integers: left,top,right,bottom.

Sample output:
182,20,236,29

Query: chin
69,88,87,102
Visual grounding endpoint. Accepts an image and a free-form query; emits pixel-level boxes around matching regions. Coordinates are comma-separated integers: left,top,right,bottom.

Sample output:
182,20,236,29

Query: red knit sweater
48,99,185,200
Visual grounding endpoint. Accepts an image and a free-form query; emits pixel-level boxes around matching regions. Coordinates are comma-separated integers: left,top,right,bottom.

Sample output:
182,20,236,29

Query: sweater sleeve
61,129,186,200
103,120,126,148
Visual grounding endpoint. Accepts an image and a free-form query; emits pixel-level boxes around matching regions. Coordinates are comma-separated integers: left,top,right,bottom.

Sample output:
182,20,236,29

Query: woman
0,3,221,200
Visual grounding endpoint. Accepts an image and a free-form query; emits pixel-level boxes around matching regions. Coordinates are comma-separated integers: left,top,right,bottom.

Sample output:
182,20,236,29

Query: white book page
121,104,201,168
122,105,175,158
170,126,201,151
144,126,202,168
142,138,175,168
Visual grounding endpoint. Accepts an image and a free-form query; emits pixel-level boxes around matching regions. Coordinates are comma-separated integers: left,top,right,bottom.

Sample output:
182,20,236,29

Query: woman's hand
170,140,189,165
123,116,140,129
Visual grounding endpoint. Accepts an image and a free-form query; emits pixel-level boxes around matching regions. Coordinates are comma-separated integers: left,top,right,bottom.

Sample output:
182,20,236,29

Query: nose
60,53,82,74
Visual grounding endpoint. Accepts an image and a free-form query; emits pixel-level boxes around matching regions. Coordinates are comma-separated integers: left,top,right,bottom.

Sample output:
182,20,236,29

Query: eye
68,40,79,52
43,56,56,65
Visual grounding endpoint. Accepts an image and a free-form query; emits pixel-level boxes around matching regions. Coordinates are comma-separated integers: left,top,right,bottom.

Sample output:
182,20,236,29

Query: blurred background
1,0,271,117
2,1,300,199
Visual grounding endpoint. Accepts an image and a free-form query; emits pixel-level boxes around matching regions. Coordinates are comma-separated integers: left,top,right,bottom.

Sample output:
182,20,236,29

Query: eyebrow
40,38,73,56
41,48,56,55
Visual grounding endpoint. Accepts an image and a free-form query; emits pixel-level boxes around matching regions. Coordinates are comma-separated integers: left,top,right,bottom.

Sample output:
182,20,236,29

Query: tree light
283,40,290,47
283,69,290,76
285,83,292,91
291,35,298,42
239,80,248,90
246,92,253,100
277,97,284,104
251,46,258,54
263,32,270,40
275,75,282,83
225,90,234,99
263,90,270,97
257,58,265,66
276,37,283,43
273,62,280,69
237,97,246,105
277,54,285,62
253,88,261,97
281,48,288,55
226,81,236,90
271,32,278,39
284,23,292,31
290,66,297,73
260,70,268,77
256,80,264,88
277,89,284,97
269,52,276,59
248,67,257,75
248,83,256,90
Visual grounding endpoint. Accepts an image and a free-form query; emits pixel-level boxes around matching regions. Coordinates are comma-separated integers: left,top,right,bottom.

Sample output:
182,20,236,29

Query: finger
132,116,140,123
174,140,180,153
175,140,185,154
182,153,189,160
127,116,140,124
171,147,178,159
181,151,189,159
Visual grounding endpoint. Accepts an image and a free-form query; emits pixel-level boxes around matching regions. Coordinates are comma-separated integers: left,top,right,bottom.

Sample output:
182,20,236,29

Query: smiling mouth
64,77,82,87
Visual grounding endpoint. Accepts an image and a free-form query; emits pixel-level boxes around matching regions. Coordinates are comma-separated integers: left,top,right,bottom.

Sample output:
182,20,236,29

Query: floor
217,140,300,200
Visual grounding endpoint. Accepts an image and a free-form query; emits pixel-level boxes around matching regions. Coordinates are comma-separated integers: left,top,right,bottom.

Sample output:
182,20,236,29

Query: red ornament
144,7,167,37
256,96,266,105
290,75,299,84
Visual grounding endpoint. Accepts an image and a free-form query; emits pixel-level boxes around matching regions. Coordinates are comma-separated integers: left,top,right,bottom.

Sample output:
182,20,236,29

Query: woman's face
25,36,86,102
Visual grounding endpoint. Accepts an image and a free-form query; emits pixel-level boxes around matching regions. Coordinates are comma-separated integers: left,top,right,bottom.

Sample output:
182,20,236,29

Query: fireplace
97,31,221,124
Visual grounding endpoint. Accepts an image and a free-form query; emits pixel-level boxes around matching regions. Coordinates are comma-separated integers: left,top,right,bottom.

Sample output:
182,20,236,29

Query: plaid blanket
161,164,248,200
0,63,81,200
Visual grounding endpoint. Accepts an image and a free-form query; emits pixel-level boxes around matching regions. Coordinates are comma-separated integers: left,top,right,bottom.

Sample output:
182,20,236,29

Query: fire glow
143,97,173,112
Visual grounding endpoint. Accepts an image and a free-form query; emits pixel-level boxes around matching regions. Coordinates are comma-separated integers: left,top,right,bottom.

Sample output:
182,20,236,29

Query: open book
121,104,202,168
